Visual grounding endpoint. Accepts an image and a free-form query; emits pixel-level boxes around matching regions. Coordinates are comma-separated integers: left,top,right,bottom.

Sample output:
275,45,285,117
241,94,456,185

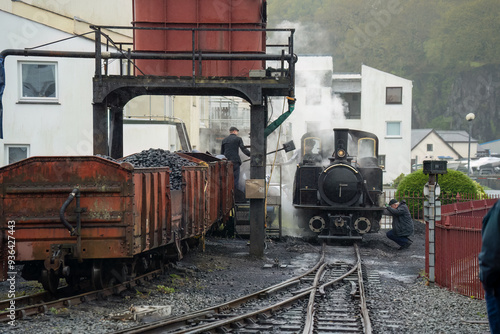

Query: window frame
378,154,386,171
386,87,402,104
427,144,433,152
18,61,59,103
5,144,30,165
386,121,402,138
340,92,361,119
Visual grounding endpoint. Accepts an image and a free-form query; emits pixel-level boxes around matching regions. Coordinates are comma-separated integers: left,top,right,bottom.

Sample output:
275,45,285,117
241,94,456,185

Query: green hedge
395,169,487,217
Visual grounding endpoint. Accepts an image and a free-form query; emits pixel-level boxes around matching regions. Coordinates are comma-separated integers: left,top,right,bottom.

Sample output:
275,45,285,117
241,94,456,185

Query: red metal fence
382,190,499,299
425,198,499,299
383,191,496,221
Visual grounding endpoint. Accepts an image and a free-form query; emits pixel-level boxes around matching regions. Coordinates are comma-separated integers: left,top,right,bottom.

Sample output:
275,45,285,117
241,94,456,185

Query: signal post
423,160,447,285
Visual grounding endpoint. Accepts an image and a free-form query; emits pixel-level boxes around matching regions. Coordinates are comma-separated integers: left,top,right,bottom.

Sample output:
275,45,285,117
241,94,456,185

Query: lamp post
466,113,475,176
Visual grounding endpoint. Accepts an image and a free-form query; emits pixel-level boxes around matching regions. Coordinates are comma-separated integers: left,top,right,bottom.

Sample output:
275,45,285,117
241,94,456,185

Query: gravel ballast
0,221,490,334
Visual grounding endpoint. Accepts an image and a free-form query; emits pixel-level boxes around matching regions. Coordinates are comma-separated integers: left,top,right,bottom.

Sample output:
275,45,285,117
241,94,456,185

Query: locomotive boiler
293,128,384,240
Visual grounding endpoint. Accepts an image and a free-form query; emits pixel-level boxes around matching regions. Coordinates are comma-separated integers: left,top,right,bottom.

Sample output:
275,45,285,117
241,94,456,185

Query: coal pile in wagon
99,149,198,190
123,149,198,190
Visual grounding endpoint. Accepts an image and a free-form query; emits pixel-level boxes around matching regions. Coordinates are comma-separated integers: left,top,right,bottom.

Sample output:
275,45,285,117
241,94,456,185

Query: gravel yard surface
0,220,490,333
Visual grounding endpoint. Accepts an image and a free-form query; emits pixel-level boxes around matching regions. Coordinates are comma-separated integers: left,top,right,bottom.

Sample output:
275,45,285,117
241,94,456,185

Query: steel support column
109,106,124,158
249,104,267,257
93,102,109,155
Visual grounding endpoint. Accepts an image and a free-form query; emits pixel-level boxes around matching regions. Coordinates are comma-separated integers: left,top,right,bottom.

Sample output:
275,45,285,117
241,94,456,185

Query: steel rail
174,245,362,334
113,244,326,334
0,269,163,322
302,262,328,334
175,288,315,334
355,243,372,334
0,290,50,311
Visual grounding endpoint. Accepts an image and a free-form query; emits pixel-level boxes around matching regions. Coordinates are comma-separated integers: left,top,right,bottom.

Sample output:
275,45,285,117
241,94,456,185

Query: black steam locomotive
292,128,384,240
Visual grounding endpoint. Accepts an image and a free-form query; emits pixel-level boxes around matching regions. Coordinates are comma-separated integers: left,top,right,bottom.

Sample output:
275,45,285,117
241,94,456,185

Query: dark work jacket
479,200,500,289
385,201,414,237
221,134,250,164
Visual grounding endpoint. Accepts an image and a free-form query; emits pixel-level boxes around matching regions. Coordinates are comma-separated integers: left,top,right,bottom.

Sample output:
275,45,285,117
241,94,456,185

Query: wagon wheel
65,273,81,291
91,260,105,290
150,255,164,271
107,263,129,288
41,269,59,294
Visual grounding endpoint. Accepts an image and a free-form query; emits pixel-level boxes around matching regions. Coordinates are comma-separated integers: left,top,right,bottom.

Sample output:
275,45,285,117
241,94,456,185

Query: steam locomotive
293,128,384,240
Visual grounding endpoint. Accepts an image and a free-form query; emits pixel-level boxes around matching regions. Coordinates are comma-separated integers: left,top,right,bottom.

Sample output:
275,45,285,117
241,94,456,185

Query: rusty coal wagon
0,153,233,292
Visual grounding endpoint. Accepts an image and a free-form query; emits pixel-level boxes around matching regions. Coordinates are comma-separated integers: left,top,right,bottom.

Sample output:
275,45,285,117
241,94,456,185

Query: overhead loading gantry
0,22,296,257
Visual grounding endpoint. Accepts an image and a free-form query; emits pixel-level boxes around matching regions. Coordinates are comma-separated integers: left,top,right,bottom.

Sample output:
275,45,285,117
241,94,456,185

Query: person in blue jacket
384,199,414,250
479,200,500,333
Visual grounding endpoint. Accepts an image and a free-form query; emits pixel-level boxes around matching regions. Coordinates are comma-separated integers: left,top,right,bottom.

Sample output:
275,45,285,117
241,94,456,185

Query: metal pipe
59,188,80,236
1,49,96,59
1,49,293,62
468,123,471,176
466,113,475,176
75,190,82,262
90,25,295,33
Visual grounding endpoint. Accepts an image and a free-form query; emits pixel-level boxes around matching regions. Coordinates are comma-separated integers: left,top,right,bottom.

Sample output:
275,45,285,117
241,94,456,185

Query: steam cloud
265,21,349,237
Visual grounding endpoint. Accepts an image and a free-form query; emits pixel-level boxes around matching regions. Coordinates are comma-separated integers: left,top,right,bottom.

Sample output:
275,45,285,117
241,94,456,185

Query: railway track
0,269,164,322
113,243,373,334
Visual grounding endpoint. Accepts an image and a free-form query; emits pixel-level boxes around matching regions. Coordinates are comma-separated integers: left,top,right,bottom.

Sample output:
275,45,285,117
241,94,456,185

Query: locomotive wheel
354,217,372,234
309,216,326,233
41,269,59,294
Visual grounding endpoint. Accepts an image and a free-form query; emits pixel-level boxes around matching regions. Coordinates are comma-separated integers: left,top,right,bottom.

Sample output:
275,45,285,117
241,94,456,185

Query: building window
386,87,402,104
19,62,58,102
5,145,29,164
386,122,401,137
427,144,433,152
340,93,361,119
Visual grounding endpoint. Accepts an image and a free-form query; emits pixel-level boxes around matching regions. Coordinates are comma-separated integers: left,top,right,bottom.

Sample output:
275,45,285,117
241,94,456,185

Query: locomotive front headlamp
337,149,346,158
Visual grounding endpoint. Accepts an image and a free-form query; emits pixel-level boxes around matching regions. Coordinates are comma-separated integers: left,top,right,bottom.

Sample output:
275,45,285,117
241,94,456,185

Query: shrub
395,169,486,216
392,173,405,189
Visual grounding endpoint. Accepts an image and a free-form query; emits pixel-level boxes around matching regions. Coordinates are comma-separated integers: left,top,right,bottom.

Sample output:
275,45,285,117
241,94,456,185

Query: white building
436,130,478,160
479,138,500,156
337,65,413,184
0,9,126,165
0,4,412,180
284,57,413,184
411,129,461,165
0,2,205,165
411,129,478,165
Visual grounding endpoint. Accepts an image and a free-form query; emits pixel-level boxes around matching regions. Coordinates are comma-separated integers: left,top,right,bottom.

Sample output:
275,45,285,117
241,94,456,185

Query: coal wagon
0,153,233,292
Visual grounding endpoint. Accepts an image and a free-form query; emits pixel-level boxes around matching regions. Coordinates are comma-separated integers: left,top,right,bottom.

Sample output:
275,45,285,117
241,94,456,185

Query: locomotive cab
293,128,385,240
301,137,323,165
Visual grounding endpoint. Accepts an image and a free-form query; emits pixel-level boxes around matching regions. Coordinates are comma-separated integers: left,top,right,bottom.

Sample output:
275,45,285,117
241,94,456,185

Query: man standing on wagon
221,126,250,192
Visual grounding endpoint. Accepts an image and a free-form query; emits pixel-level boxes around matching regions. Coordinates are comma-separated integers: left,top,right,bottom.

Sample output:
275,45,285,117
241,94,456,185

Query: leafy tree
428,115,454,130
267,0,500,139
425,0,500,68
392,173,405,189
